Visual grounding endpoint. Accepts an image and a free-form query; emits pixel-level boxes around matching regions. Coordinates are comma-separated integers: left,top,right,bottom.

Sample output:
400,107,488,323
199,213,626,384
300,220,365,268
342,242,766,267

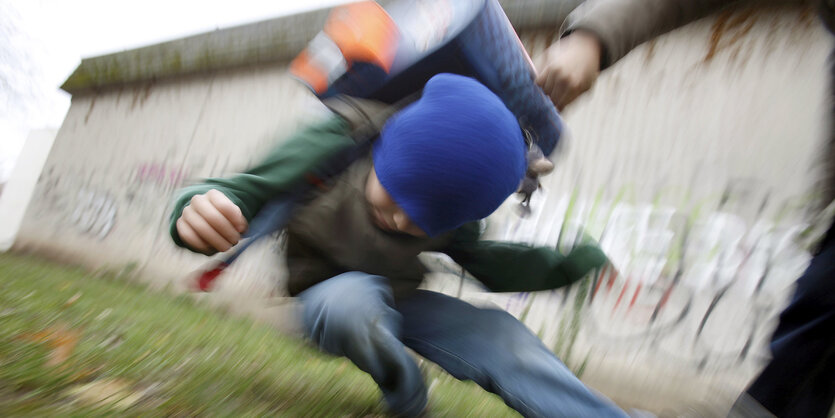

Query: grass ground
0,253,517,417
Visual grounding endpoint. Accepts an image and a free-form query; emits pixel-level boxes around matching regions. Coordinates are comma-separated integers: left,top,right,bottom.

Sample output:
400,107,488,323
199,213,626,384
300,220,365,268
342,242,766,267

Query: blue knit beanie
372,73,526,236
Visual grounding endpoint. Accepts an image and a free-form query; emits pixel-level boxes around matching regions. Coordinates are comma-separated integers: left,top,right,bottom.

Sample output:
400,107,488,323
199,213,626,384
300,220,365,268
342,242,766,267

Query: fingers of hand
176,217,214,255
179,194,236,252
206,190,248,233
556,84,579,111
191,192,242,249
535,39,600,110
537,69,570,110
181,204,234,252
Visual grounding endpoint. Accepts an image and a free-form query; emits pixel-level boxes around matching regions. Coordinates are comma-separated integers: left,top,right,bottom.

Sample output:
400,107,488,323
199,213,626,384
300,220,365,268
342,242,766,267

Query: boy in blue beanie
170,74,627,417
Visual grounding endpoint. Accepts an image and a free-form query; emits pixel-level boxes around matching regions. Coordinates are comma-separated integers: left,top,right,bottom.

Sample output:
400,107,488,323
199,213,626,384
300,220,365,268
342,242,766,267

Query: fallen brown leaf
15,325,80,367
66,378,144,410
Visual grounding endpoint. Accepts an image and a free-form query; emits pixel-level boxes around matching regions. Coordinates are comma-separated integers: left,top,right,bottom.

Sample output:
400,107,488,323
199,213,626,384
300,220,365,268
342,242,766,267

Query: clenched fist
176,189,248,255
535,30,603,111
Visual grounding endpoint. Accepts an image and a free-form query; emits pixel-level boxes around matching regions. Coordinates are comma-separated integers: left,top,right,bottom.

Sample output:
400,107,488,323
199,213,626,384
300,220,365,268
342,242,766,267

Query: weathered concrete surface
480,5,830,412
15,2,833,414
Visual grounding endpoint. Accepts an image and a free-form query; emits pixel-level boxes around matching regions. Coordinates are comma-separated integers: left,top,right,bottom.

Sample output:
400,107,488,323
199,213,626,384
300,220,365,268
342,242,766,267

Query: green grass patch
0,253,517,417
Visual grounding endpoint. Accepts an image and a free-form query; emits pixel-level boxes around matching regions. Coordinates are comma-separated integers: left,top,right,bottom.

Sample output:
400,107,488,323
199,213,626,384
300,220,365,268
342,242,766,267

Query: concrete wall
15,3,832,413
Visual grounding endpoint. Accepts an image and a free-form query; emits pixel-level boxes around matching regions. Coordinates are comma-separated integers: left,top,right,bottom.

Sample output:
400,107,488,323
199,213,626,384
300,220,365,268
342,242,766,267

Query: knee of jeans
483,310,558,372
303,273,396,344
309,272,391,302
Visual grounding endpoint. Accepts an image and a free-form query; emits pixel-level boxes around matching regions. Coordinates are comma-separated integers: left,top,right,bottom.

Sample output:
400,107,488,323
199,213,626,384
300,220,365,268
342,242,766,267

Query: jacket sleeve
440,223,609,292
168,115,354,249
564,0,736,70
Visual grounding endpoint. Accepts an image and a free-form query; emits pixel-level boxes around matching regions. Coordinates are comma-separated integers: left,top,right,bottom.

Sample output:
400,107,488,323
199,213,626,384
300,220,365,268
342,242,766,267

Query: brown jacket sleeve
563,0,739,70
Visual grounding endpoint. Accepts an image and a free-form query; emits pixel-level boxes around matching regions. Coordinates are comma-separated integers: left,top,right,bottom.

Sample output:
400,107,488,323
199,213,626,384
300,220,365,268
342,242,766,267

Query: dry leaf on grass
15,325,80,366
66,378,144,410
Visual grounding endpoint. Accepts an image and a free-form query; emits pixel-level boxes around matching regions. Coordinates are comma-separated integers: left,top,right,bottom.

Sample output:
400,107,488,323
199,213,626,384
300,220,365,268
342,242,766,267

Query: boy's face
365,167,427,237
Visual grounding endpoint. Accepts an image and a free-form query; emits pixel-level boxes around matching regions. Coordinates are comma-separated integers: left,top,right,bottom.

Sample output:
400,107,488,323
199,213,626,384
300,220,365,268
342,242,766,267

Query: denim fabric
300,271,627,417
299,272,427,416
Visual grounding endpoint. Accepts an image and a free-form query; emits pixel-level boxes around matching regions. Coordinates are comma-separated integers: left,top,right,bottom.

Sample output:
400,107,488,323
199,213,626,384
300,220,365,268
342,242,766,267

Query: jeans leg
299,272,427,417
743,230,835,418
397,290,627,418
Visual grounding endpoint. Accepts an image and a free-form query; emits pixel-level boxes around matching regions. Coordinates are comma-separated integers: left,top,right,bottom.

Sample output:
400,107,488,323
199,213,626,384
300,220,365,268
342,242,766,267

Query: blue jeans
299,272,627,417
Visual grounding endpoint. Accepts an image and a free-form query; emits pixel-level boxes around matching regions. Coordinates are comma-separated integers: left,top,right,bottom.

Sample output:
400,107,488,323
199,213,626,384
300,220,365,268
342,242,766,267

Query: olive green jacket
169,116,607,296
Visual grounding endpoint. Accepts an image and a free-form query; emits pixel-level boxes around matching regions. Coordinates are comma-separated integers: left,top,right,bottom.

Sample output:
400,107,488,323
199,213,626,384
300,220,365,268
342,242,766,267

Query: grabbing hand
176,189,248,255
535,30,603,111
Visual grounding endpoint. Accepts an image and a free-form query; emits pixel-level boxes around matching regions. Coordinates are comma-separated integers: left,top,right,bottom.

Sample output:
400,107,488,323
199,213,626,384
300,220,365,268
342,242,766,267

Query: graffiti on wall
69,188,118,240
582,204,805,369
424,186,811,373
27,158,200,259
134,162,189,189
30,168,121,241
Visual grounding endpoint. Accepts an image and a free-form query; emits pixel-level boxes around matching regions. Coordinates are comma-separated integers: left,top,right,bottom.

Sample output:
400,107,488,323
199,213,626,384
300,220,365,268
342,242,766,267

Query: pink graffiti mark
612,277,631,315
591,264,618,303
136,163,189,187
606,269,618,291
629,283,642,310
590,267,608,303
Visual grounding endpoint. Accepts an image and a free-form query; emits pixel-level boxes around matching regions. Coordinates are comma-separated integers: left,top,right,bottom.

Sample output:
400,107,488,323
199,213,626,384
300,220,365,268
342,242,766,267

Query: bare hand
176,189,248,255
535,30,603,111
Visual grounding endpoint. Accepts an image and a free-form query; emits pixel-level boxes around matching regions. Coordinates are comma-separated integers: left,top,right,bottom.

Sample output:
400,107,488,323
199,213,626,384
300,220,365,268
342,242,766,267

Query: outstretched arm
169,116,354,253
536,0,734,109
441,223,608,293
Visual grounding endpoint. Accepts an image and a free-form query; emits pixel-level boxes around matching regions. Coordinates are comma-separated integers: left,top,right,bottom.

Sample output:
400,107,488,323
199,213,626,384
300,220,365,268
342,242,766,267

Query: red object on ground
195,263,228,292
